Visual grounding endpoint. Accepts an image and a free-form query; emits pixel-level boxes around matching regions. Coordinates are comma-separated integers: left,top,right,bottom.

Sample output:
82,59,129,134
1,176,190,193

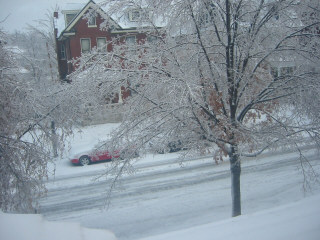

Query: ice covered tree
0,30,51,212
71,0,320,217
0,23,82,212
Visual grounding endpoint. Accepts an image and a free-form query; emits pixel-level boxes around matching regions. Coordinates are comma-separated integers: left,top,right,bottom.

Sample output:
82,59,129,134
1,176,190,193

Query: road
40,148,320,240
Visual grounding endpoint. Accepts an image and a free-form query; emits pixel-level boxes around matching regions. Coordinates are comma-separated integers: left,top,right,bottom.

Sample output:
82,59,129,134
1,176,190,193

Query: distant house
54,0,161,82
54,0,163,123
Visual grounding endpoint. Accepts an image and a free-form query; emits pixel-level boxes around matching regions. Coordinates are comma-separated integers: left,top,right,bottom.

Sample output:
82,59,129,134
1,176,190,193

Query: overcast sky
0,0,89,33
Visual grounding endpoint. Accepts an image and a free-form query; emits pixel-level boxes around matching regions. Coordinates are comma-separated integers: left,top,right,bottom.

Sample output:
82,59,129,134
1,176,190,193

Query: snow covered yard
1,194,320,240
140,193,320,240
0,211,116,240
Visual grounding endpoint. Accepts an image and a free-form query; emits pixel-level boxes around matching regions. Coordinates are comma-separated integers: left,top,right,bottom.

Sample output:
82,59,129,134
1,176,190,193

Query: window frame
129,10,141,22
80,38,91,54
88,15,97,27
62,10,79,27
125,35,136,45
128,9,149,22
96,37,107,51
147,36,158,44
60,43,66,60
65,13,77,26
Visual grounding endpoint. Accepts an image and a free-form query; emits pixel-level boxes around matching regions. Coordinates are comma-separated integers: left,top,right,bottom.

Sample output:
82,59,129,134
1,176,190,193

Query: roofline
58,0,121,39
111,26,163,34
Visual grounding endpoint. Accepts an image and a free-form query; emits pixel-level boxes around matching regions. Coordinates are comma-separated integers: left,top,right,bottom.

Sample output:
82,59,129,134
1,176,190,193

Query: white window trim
147,35,158,43
88,16,97,27
96,37,107,51
80,38,91,54
62,10,79,27
129,9,140,22
128,9,149,22
119,87,123,104
125,35,136,44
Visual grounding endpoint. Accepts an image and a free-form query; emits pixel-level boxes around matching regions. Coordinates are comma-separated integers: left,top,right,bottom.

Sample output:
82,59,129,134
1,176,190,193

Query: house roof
55,0,165,39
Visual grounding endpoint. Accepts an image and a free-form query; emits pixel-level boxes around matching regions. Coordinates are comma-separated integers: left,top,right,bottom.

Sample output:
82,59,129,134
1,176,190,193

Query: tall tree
0,21,82,212
71,0,320,217
0,30,51,212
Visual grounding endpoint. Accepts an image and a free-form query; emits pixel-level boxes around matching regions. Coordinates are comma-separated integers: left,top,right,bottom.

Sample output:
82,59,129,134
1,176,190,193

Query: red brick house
54,0,162,122
54,0,161,82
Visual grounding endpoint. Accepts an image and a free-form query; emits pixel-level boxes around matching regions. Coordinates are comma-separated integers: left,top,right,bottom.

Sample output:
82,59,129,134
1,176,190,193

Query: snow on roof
61,3,86,11
54,0,165,38
107,7,166,30
55,2,86,37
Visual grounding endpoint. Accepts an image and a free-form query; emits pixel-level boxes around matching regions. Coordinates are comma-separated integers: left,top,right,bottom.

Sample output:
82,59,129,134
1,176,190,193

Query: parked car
70,148,139,166
149,140,187,154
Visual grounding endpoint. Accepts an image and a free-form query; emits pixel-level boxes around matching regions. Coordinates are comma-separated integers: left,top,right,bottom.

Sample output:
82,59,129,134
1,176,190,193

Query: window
125,36,136,54
199,13,210,27
126,36,136,45
127,75,140,96
81,38,91,54
270,66,279,78
97,38,106,51
280,66,294,76
147,36,158,44
88,15,96,26
128,9,149,22
129,10,140,21
60,44,66,59
270,66,295,79
65,13,77,26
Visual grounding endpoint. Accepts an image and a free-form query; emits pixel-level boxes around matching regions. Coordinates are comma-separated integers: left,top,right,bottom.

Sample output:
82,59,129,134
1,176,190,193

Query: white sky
0,0,89,33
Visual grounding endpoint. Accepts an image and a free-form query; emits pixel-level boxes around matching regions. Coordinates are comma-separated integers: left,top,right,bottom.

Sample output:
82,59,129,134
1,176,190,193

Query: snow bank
141,194,320,240
0,212,117,240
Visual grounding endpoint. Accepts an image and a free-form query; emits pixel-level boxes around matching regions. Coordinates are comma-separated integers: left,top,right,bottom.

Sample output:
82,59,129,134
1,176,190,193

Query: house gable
54,0,163,81
60,0,121,39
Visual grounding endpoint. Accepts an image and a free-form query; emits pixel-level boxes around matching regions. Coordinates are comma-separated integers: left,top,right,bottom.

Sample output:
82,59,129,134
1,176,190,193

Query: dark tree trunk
51,121,58,158
230,145,241,217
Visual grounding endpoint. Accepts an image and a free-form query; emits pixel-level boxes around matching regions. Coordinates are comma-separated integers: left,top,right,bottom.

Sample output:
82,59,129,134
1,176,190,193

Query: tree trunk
230,145,241,217
51,121,58,158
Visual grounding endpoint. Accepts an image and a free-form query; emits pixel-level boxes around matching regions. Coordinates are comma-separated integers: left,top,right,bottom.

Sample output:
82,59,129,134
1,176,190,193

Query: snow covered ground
2,193,320,240
0,211,116,240
141,193,320,240
40,123,320,240
3,123,320,240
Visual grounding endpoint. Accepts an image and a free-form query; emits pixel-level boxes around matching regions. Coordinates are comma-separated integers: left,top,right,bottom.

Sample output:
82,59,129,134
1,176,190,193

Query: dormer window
128,9,149,22
66,13,77,26
62,9,80,27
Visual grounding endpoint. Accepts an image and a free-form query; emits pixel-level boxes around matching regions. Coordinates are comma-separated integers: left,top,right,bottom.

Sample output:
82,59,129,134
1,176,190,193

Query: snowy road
40,147,320,240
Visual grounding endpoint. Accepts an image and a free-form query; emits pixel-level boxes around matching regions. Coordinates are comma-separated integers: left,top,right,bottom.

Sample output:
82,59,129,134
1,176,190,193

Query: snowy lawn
140,193,320,240
0,211,116,240
1,194,319,240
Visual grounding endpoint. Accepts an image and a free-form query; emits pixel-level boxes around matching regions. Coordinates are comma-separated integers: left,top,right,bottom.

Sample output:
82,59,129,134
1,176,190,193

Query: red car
71,150,121,166
71,148,139,166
